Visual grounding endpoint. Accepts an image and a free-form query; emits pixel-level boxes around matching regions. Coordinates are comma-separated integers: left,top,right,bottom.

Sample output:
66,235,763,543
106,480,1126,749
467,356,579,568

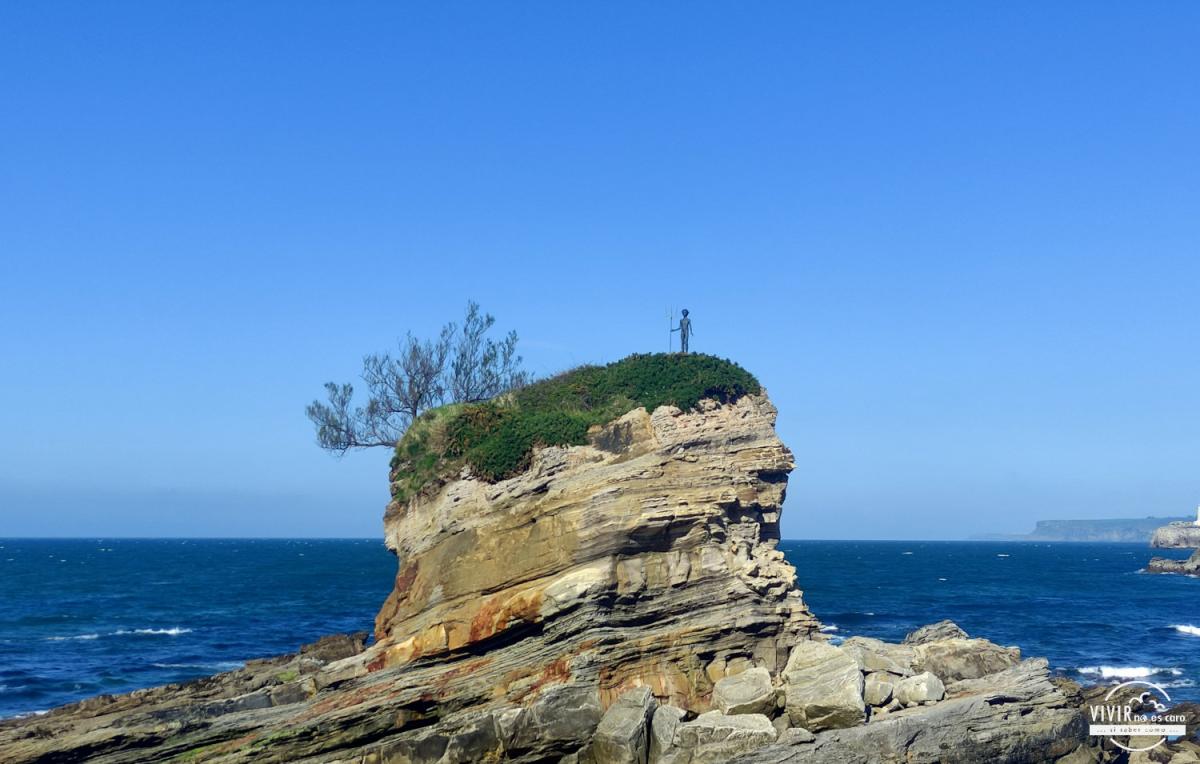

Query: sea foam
1172,624,1200,637
45,634,99,642
1077,666,1183,679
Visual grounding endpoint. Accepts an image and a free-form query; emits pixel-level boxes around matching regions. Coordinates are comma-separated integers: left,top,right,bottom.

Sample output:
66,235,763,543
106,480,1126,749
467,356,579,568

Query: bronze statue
672,309,694,353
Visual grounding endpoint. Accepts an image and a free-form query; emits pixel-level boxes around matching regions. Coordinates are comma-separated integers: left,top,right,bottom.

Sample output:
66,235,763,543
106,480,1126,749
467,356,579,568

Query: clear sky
2,2,1197,539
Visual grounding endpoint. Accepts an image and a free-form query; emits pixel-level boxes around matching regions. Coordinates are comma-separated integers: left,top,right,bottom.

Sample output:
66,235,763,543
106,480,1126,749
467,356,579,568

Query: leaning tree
306,301,529,453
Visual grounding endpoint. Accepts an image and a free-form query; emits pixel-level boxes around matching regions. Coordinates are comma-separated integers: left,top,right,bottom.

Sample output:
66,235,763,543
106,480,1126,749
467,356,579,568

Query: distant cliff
973,516,1189,543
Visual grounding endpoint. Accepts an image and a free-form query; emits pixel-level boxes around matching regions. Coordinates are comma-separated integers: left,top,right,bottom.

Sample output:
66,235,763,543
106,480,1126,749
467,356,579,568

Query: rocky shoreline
1,394,1195,762
1146,549,1200,576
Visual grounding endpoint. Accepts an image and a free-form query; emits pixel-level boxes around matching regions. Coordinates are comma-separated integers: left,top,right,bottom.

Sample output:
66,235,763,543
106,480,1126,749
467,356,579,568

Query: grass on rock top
389,353,761,501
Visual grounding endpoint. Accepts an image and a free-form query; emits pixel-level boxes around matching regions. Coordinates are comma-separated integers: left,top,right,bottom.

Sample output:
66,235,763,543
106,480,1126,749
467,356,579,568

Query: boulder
659,711,777,763
863,672,895,707
781,641,865,731
777,727,815,745
839,636,915,676
903,620,969,644
649,705,687,763
713,667,775,716
913,638,1021,681
583,687,656,764
893,672,945,707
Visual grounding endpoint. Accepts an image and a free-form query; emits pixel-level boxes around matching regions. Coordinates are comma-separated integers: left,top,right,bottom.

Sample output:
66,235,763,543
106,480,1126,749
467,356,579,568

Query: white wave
114,627,192,636
997,554,1010,558
1172,624,1200,637
901,551,913,555
819,624,839,633
1076,666,1183,679
152,661,242,671
937,577,948,581
10,710,48,719
45,633,99,641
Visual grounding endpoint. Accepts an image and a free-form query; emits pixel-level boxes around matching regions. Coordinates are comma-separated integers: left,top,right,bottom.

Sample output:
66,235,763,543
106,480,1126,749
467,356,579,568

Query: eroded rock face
370,395,819,714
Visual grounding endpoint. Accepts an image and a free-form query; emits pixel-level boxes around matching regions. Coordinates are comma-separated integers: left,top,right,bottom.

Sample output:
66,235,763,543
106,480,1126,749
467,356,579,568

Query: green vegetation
389,353,761,500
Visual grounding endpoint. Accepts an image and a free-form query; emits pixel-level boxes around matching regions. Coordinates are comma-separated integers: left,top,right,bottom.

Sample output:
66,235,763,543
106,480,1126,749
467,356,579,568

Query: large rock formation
1147,518,1200,549
1147,518,1200,575
369,396,819,712
1150,519,1200,549
0,393,1096,763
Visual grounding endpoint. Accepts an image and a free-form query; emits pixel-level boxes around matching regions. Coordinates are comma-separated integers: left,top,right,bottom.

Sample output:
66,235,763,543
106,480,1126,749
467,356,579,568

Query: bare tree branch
306,302,528,452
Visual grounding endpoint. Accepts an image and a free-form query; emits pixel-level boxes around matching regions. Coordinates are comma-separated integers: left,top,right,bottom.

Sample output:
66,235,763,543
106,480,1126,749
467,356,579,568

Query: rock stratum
0,393,1120,762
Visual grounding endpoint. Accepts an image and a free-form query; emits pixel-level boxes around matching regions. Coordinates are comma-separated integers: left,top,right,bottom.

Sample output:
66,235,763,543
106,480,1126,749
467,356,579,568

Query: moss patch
390,353,760,500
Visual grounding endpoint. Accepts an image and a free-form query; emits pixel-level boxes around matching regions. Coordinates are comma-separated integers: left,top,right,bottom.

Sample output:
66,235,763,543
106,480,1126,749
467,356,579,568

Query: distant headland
971,516,1190,543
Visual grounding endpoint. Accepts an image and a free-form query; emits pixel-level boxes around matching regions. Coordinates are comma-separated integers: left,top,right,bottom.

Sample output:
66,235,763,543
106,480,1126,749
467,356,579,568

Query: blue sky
1,2,1197,538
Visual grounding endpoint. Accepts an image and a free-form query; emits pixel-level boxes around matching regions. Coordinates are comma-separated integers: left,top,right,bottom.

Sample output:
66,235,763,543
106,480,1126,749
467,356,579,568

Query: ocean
0,538,1196,719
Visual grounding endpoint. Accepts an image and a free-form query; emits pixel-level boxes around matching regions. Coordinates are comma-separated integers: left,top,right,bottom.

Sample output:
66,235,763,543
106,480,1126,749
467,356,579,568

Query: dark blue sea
1,539,1197,719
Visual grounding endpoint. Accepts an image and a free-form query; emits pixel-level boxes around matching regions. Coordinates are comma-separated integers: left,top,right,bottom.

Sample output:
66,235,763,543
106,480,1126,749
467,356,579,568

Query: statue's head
681,309,689,317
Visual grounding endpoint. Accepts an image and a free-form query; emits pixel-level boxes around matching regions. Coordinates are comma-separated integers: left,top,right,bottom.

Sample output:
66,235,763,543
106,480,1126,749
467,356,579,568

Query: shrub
390,353,760,500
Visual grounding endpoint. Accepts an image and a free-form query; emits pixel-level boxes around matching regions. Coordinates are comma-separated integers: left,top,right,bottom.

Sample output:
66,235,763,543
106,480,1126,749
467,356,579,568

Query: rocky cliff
1147,519,1200,575
1150,520,1200,549
0,389,1106,763
370,395,819,710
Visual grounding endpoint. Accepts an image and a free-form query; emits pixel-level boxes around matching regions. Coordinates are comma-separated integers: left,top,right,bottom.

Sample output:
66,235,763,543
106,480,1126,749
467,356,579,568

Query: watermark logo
1088,680,1186,752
